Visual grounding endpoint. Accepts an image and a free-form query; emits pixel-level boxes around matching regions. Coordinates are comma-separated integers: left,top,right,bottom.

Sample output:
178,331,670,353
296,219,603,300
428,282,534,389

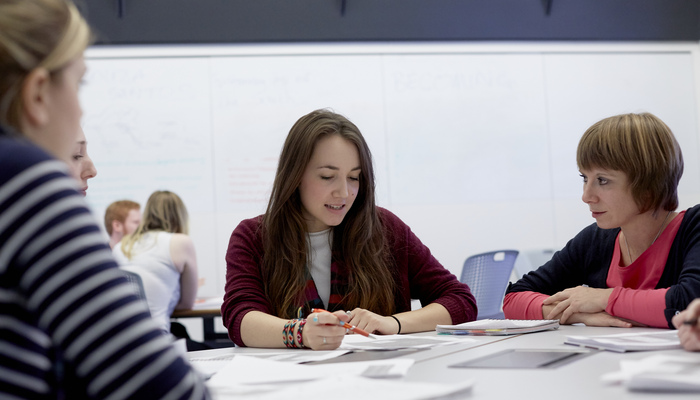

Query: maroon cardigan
222,207,477,346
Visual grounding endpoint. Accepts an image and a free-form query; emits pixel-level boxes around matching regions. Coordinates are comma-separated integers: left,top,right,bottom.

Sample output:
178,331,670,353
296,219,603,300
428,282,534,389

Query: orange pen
311,308,378,339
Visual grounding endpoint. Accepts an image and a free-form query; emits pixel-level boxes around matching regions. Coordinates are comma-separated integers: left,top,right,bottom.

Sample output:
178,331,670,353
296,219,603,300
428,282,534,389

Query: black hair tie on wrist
390,315,401,334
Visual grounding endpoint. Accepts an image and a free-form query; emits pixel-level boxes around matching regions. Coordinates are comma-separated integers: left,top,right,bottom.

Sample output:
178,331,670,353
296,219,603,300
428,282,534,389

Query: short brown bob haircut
577,112,683,214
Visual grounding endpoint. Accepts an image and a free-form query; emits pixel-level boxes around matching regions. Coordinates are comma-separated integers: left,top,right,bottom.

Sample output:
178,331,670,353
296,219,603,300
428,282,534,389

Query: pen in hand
311,308,378,339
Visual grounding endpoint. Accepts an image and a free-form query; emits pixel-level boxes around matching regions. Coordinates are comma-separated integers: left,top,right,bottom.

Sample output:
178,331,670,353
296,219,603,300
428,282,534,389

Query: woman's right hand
544,301,633,327
543,286,613,323
565,311,633,328
302,310,350,350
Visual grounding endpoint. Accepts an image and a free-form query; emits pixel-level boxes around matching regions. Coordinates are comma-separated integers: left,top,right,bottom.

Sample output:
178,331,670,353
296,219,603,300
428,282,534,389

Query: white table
187,325,699,399
405,325,699,399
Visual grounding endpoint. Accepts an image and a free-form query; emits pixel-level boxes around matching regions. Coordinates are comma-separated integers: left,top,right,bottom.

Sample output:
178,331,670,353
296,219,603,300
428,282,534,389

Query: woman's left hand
543,286,614,324
346,308,400,335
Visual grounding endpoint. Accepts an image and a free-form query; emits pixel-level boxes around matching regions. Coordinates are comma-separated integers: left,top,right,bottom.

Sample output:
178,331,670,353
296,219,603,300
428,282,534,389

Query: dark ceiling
82,0,700,45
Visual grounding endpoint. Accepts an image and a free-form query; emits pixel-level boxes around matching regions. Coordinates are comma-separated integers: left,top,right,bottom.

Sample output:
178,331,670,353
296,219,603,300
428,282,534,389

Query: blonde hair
577,112,684,213
0,0,92,130
120,191,189,260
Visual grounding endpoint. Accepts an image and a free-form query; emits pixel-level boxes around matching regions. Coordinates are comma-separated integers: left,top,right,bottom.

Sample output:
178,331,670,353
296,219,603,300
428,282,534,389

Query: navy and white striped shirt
0,129,209,399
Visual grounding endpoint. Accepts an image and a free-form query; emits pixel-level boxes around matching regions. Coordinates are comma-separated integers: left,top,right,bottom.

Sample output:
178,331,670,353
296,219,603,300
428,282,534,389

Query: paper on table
436,319,560,335
207,355,415,386
629,369,700,392
565,330,681,352
209,383,279,398
189,354,235,379
189,350,350,378
600,354,673,384
232,349,351,363
601,354,700,392
216,374,475,400
340,334,471,350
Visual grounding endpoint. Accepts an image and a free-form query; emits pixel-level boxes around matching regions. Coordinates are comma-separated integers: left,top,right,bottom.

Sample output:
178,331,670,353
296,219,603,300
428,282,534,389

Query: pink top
605,211,684,327
503,211,685,327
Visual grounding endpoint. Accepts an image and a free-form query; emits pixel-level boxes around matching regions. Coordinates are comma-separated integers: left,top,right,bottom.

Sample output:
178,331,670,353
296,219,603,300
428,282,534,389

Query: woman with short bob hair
0,0,208,398
222,109,476,349
577,112,683,213
504,112,700,329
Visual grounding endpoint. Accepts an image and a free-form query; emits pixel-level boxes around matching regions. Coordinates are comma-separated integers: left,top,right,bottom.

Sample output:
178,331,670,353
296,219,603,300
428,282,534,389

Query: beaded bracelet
296,319,307,348
284,319,301,348
282,319,294,348
283,318,309,348
290,319,299,347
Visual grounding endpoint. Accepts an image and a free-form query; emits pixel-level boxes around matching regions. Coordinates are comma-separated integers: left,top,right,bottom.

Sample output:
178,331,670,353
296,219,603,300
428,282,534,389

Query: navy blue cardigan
0,126,208,399
506,204,700,328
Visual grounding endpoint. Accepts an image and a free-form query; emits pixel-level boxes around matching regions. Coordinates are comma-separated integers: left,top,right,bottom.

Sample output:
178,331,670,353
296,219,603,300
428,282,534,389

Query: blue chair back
460,250,519,320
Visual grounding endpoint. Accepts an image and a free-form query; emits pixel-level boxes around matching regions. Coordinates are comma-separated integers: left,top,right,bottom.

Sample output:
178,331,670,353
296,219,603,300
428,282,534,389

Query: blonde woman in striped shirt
0,0,209,398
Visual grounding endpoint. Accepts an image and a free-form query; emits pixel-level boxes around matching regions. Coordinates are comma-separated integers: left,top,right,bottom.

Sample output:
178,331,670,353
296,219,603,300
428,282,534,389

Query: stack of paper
564,330,681,352
207,355,415,385
602,354,700,392
436,319,560,335
210,374,474,400
188,350,350,379
340,334,469,350
204,355,475,399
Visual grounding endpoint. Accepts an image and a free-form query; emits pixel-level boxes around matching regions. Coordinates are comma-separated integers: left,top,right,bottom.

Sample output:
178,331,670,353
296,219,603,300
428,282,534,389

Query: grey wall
82,0,700,45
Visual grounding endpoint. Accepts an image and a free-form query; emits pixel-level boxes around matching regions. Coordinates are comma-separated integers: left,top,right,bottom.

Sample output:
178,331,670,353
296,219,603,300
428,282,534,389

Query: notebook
436,319,560,336
564,330,681,352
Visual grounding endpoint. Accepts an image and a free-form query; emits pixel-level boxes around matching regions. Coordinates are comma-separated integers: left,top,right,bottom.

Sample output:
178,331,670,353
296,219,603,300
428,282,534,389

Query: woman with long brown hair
222,109,476,350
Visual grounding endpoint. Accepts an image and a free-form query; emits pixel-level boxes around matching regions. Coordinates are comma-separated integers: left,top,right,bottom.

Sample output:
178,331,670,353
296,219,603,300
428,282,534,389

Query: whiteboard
383,53,550,205
80,43,700,296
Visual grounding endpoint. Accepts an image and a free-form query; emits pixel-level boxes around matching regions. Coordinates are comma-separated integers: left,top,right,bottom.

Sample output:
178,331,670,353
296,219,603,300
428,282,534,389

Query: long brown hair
120,190,188,259
262,109,395,318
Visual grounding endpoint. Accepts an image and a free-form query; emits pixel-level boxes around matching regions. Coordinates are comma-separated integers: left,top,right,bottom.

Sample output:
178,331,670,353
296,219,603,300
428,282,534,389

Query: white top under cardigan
307,229,332,308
